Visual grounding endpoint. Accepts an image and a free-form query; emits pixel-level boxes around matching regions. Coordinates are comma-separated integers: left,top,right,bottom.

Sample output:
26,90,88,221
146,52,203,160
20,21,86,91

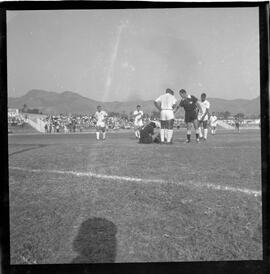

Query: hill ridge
8,89,260,116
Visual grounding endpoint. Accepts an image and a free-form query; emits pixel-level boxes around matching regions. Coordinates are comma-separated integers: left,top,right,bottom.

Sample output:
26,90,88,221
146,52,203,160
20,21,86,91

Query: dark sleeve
149,127,154,135
191,95,198,103
179,100,184,107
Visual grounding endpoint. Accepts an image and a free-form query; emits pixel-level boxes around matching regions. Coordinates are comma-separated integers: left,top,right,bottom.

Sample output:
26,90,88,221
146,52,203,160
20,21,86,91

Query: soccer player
139,121,160,144
235,116,241,133
175,89,202,143
94,105,108,140
154,88,177,144
197,93,210,140
209,112,218,135
133,105,144,139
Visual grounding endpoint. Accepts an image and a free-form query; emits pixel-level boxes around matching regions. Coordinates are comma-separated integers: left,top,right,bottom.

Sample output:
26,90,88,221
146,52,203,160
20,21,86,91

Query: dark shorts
235,123,240,128
139,135,153,144
96,126,106,132
185,111,197,123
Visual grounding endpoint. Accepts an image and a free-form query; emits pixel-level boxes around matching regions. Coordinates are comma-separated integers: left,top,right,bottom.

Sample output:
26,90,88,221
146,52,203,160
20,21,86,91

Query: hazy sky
7,8,259,101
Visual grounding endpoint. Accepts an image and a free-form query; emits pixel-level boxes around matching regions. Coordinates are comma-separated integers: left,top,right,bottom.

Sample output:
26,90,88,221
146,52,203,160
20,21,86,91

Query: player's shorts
160,110,174,121
96,122,106,132
134,121,143,128
199,120,208,128
96,121,105,127
185,111,197,123
235,123,240,128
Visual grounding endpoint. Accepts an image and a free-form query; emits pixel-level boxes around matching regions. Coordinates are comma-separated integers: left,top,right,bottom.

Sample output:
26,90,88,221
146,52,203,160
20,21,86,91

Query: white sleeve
155,96,161,102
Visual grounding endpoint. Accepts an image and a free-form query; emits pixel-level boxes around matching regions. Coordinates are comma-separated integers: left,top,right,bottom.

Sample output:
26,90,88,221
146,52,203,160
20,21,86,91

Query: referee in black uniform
175,89,202,143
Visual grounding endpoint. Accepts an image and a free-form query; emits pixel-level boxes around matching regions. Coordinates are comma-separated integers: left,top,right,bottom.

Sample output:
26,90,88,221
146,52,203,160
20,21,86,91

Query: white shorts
198,114,209,121
160,110,174,121
134,121,143,128
96,121,105,128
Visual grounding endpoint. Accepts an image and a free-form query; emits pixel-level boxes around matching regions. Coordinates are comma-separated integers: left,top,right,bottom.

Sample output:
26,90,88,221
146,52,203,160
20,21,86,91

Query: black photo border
0,1,269,274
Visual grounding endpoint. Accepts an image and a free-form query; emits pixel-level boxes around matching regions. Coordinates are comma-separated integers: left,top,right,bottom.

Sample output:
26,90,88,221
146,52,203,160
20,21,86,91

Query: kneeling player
94,105,108,140
139,121,160,144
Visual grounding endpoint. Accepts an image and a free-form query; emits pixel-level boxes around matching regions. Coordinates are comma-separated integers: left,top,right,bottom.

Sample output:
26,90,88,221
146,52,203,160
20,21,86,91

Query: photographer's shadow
71,217,117,263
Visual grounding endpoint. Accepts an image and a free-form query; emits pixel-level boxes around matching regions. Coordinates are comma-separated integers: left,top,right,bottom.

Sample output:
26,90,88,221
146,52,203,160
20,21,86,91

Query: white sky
7,8,259,101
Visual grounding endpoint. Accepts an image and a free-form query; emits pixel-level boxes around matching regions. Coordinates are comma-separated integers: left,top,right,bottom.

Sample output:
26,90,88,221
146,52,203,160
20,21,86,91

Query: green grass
8,129,262,263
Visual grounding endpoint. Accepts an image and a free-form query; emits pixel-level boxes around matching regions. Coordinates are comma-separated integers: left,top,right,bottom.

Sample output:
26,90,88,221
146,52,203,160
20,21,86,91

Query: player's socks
186,129,191,142
167,130,173,143
164,129,168,142
160,129,165,142
198,127,203,138
96,132,100,140
102,132,106,139
203,129,208,139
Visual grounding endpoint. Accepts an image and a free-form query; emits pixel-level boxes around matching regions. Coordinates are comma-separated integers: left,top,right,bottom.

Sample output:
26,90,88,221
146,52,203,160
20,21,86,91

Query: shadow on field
9,144,49,156
71,217,117,263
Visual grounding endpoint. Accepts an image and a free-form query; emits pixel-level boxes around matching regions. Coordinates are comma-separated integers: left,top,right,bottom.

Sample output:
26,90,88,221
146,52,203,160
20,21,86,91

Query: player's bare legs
96,126,100,140
102,127,106,140
160,120,166,143
202,121,208,140
134,126,140,139
193,119,200,142
198,124,203,139
167,119,174,144
186,122,192,143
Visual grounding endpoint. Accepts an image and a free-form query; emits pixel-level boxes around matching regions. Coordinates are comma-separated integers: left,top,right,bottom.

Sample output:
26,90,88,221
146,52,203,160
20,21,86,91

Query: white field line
9,166,261,197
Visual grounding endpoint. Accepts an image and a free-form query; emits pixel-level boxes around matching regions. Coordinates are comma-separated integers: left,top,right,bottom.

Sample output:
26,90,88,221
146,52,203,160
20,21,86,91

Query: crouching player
94,105,108,140
139,121,160,144
154,88,177,144
175,89,202,143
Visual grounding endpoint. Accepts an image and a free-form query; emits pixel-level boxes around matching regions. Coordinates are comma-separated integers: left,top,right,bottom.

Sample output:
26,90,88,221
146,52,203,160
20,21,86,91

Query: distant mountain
8,89,260,116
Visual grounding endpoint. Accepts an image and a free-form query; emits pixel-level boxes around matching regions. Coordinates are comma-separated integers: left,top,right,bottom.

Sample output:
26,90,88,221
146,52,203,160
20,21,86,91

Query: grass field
8,129,262,264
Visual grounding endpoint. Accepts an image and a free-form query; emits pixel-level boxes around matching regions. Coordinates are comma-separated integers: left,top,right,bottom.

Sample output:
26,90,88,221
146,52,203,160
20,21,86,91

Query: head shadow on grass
71,217,117,264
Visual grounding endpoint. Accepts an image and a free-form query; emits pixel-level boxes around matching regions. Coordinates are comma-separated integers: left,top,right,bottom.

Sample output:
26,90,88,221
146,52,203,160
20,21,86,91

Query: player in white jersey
154,88,177,144
94,105,108,140
197,93,210,140
133,105,144,139
209,112,218,135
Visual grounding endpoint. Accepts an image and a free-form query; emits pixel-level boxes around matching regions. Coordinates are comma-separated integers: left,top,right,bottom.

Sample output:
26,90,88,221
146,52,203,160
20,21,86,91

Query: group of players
93,88,218,144
137,88,218,144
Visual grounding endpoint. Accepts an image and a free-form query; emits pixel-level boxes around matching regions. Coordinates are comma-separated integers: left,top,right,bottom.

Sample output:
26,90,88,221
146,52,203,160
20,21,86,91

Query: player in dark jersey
174,89,202,143
139,121,160,144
